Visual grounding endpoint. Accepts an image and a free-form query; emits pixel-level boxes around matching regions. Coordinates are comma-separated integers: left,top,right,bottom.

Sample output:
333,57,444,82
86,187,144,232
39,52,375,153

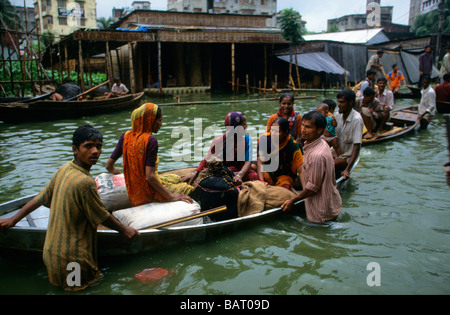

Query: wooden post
116,49,123,81
344,69,348,88
157,34,162,95
246,74,249,95
129,41,136,94
58,43,63,83
64,44,69,76
50,34,54,84
295,52,301,92
264,44,267,94
231,43,235,94
147,43,152,90
78,40,85,92
105,41,113,87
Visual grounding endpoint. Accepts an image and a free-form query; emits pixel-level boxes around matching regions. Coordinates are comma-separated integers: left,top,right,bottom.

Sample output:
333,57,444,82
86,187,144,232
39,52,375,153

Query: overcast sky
12,0,411,33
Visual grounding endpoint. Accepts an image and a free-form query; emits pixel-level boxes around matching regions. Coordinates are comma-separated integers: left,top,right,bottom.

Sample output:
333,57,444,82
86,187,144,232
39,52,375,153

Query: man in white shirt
418,75,436,130
334,89,364,180
440,48,450,83
376,77,395,112
105,77,129,99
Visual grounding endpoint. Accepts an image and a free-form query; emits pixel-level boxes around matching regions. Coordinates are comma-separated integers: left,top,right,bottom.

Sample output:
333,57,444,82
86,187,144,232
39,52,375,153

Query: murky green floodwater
0,92,449,295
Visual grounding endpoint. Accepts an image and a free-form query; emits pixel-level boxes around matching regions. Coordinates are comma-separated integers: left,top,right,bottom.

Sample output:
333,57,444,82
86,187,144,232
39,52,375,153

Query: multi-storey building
113,1,151,20
409,0,442,26
34,0,97,37
327,0,394,32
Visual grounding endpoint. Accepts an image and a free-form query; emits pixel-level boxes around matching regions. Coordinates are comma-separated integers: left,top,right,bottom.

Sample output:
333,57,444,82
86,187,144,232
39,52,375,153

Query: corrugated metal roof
277,52,349,75
304,28,388,45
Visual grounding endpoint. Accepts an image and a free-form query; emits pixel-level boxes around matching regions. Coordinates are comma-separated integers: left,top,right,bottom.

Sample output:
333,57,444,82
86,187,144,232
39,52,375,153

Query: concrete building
328,0,410,33
33,0,97,37
113,1,152,19
409,0,442,26
13,5,36,32
327,0,396,32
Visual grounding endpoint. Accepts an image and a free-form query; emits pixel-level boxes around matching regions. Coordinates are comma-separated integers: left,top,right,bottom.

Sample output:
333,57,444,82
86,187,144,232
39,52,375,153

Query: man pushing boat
0,125,139,291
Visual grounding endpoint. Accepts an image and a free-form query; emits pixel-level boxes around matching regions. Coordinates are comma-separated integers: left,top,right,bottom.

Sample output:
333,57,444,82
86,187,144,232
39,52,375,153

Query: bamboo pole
50,34,54,84
231,43,235,94
78,40,85,92
157,34,162,95
129,41,136,93
264,44,267,94
105,41,113,87
147,43,151,90
116,49,123,81
58,43,63,83
246,74,249,95
64,44,69,75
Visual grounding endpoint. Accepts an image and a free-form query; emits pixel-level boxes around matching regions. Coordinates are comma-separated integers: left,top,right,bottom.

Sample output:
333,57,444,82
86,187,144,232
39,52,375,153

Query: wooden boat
362,105,420,146
437,100,450,114
0,159,359,257
392,85,421,100
0,97,31,103
0,92,145,123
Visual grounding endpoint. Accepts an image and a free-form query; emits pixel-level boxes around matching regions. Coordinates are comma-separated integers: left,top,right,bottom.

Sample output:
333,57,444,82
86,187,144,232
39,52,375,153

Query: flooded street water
0,92,449,295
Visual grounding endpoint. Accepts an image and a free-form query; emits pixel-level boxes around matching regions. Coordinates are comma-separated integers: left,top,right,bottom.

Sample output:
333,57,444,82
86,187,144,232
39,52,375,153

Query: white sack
112,201,203,229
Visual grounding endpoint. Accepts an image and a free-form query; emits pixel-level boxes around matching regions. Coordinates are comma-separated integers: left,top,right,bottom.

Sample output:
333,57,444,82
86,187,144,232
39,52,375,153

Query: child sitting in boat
355,87,389,139
316,103,341,158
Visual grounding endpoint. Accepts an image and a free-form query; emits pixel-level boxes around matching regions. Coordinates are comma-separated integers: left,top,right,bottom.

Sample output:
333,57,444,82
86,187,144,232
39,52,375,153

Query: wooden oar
64,80,109,102
143,206,227,230
380,67,391,90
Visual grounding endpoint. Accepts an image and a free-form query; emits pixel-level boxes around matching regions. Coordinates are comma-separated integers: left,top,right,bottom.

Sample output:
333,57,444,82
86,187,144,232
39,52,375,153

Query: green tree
412,0,450,36
97,17,116,29
0,0,21,30
280,8,305,89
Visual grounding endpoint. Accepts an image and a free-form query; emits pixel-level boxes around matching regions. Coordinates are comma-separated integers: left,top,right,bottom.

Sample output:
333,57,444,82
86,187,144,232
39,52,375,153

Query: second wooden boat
437,100,450,114
362,105,420,146
0,92,145,123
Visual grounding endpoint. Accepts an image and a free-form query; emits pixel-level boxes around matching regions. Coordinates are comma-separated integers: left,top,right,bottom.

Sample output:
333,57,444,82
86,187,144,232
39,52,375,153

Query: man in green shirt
0,125,139,291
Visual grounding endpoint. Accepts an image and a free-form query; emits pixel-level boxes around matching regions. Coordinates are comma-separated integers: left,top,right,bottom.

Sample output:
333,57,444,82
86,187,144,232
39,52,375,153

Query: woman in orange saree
106,103,193,206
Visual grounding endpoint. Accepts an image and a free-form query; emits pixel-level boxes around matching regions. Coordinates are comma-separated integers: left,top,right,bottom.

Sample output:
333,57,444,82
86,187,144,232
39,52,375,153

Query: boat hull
0,92,145,123
0,161,358,256
437,101,450,114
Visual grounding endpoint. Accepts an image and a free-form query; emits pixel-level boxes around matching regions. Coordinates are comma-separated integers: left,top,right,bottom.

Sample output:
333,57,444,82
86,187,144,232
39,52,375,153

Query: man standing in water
334,89,364,180
281,111,342,223
0,125,139,291
418,75,436,130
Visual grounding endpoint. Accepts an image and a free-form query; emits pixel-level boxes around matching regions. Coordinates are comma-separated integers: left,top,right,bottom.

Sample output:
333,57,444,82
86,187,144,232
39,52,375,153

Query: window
76,1,84,10
58,17,67,25
57,0,66,9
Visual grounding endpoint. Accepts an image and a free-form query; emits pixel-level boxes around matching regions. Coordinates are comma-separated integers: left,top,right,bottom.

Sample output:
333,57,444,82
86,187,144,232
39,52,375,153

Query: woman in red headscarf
106,103,193,206
266,93,302,144
183,112,259,185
